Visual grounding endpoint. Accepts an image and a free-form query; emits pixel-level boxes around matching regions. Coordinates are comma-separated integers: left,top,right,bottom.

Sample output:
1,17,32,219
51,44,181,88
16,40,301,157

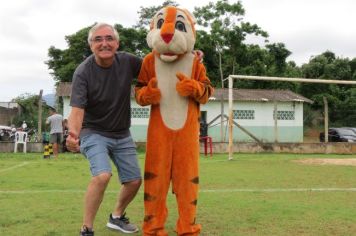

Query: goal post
228,75,356,160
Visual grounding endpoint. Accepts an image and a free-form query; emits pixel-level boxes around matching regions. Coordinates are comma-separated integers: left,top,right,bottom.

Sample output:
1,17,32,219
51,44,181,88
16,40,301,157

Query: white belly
155,54,194,130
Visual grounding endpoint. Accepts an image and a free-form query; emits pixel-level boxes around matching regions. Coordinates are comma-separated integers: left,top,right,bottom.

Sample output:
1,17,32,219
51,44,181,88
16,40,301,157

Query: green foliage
135,0,178,29
265,43,291,75
115,24,149,58
195,30,220,86
194,0,269,87
46,23,150,84
298,51,356,126
46,26,92,84
331,88,356,126
45,1,356,128
12,94,51,131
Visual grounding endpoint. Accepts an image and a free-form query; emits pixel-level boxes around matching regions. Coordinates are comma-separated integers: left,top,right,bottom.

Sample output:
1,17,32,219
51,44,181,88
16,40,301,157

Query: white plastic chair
14,131,28,153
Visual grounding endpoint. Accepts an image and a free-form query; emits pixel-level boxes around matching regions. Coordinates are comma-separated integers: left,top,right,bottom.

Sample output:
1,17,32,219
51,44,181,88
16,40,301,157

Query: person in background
21,121,27,131
65,23,142,236
46,107,63,159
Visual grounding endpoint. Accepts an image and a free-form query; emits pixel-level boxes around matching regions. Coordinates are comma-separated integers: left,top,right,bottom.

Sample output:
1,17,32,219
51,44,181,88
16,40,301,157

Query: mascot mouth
160,53,179,62
163,52,176,56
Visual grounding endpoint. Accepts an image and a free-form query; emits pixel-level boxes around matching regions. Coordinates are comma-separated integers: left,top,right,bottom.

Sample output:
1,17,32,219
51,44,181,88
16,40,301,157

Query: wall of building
61,97,305,143
62,97,71,119
130,103,150,141
61,97,150,141
0,107,18,125
0,102,18,109
1,142,356,154
201,100,304,143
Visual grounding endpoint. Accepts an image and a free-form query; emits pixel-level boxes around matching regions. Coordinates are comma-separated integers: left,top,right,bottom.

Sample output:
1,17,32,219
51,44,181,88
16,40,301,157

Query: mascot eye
175,21,186,32
157,19,164,29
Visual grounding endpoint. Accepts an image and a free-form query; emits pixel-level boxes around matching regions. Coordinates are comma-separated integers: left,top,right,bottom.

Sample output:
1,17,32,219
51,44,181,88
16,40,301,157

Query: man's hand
136,77,161,105
194,50,204,63
66,131,80,152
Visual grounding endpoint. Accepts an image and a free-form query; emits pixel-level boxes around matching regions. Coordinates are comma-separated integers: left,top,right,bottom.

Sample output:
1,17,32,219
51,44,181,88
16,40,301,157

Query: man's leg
83,173,111,228
52,142,59,158
79,133,113,231
112,179,141,216
106,135,142,233
49,134,57,158
110,135,142,216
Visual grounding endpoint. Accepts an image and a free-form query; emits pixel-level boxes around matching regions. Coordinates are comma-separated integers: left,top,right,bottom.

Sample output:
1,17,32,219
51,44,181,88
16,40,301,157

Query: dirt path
294,158,356,166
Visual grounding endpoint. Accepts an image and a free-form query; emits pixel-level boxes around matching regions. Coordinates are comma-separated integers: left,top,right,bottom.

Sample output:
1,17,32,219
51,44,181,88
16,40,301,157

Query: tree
299,51,356,127
265,43,291,76
194,0,269,87
333,88,356,126
45,2,356,130
13,94,50,132
135,0,178,29
115,24,149,57
46,24,149,84
46,26,92,84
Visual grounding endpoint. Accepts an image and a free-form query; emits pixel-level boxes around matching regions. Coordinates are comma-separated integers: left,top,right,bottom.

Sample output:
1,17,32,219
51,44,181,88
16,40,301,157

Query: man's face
90,26,119,61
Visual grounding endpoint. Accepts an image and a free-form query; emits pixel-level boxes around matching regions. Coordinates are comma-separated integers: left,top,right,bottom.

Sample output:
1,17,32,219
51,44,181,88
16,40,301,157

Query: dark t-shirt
70,52,142,138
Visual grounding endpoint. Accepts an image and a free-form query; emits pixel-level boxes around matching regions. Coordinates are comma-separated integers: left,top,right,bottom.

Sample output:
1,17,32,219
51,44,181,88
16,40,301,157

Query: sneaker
80,225,94,236
106,213,139,233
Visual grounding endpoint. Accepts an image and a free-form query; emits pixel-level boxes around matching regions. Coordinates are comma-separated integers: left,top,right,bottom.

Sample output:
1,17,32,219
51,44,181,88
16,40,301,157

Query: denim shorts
80,133,141,183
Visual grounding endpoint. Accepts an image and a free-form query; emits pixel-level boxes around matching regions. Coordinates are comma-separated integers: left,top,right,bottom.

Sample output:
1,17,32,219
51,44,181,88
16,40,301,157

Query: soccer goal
227,75,356,160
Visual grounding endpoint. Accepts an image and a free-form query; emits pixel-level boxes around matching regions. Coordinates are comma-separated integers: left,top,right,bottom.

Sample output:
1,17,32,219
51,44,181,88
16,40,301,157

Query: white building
57,83,312,143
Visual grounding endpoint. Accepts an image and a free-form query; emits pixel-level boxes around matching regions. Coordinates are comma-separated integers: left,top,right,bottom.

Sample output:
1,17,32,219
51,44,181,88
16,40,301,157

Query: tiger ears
148,7,196,32
149,6,166,30
181,8,196,26
180,8,196,37
149,19,154,30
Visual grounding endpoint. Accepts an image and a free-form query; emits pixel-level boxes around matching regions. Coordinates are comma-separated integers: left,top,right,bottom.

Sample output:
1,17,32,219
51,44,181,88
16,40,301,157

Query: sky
1,0,355,101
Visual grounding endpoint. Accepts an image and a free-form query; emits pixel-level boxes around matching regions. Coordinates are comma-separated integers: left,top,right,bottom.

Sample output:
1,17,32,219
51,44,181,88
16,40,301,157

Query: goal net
227,75,356,160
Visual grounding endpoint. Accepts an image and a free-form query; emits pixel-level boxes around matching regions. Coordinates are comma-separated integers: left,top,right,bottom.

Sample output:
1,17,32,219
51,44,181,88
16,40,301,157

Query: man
66,23,142,236
46,107,63,159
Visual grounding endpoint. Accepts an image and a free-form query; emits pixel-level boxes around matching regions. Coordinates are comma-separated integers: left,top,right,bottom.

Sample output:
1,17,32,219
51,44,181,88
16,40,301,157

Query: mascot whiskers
135,6,214,236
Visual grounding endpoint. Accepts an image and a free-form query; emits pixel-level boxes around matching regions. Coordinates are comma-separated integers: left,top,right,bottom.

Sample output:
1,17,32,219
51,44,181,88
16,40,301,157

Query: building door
200,111,208,137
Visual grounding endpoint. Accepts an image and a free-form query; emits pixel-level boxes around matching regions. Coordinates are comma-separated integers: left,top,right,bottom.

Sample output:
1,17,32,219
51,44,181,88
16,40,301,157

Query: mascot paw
176,72,203,98
145,78,161,104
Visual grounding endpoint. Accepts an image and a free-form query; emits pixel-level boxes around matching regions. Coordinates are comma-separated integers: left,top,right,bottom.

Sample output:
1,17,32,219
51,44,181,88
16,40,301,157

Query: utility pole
323,97,328,143
38,90,43,142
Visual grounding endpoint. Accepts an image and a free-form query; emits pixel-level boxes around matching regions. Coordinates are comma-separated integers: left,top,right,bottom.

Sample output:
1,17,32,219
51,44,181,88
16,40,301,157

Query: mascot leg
172,127,201,235
143,128,172,236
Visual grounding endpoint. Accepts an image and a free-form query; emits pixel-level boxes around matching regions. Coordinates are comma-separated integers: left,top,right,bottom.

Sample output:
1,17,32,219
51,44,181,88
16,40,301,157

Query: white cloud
242,0,356,64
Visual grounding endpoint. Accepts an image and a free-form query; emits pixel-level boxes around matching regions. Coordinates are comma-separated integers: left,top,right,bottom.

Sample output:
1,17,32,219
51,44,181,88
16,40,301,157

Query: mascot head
147,6,196,62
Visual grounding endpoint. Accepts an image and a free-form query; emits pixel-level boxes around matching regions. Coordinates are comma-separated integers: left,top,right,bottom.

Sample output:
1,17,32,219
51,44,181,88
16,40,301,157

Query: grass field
0,152,356,236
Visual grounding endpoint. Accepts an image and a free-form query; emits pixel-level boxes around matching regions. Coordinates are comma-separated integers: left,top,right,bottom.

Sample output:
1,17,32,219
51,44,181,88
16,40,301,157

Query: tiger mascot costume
135,6,214,236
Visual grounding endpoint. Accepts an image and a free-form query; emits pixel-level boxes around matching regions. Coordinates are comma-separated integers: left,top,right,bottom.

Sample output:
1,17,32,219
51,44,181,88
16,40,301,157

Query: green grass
0,152,356,235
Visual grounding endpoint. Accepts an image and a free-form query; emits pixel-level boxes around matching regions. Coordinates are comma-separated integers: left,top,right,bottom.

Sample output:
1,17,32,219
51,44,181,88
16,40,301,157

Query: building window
233,110,255,120
274,110,295,120
131,107,149,118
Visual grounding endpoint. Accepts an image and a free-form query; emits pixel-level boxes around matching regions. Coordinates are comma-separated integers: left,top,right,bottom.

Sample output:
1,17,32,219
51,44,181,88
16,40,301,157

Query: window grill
233,110,255,120
274,110,295,120
131,107,149,118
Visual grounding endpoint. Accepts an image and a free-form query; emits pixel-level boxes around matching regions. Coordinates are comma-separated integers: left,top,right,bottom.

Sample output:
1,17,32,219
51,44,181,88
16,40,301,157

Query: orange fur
135,6,213,236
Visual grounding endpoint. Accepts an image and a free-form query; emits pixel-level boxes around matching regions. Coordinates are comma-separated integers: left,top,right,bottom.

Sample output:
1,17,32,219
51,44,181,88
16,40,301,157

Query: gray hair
87,23,120,45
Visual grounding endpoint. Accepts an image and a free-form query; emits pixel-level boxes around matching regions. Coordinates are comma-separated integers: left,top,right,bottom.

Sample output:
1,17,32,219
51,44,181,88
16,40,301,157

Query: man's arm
66,107,84,152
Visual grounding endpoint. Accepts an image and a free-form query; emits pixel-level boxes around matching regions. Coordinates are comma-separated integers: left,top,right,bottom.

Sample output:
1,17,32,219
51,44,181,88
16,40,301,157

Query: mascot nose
161,33,173,44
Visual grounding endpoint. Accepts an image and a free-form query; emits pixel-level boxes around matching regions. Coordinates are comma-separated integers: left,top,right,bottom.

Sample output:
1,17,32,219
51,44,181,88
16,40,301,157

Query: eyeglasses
91,35,116,43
